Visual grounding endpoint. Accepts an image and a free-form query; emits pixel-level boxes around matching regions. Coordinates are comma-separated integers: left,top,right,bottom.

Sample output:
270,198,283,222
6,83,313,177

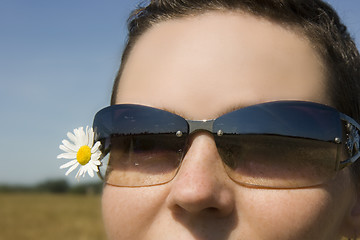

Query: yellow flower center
77,146,91,165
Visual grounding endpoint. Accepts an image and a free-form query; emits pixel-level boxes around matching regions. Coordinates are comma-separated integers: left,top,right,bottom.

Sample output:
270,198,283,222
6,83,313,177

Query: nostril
171,204,228,217
206,207,220,214
168,186,235,217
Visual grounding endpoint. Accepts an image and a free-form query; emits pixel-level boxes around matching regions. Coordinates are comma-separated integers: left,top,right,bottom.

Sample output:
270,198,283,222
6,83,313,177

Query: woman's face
103,12,358,240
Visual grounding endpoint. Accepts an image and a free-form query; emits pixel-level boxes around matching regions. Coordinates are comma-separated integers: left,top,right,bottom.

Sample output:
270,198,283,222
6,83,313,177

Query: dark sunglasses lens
93,104,189,141
105,134,186,187
214,101,342,142
93,104,189,186
216,135,338,188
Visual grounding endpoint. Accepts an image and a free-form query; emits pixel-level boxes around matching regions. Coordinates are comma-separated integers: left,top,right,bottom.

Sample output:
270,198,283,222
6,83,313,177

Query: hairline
111,9,329,105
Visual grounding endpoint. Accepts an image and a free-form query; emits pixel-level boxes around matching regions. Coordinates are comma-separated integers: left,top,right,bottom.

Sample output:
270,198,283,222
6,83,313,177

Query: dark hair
111,0,360,178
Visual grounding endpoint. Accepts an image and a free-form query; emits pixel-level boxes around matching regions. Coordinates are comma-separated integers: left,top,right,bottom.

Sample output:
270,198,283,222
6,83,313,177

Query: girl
96,1,360,239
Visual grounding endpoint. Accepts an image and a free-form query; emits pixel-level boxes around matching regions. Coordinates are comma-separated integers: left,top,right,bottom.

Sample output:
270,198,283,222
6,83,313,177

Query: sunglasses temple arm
339,113,360,167
340,113,360,131
340,152,360,167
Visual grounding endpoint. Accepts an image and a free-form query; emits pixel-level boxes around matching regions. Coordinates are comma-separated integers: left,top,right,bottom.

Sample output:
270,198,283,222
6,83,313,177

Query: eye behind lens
216,134,338,188
102,133,187,187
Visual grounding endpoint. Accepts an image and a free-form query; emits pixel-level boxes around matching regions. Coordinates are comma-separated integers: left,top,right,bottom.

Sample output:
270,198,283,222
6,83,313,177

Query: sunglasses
92,101,360,189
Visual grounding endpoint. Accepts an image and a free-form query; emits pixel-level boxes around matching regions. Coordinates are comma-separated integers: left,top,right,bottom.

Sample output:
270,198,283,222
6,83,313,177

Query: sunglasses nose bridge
187,119,215,135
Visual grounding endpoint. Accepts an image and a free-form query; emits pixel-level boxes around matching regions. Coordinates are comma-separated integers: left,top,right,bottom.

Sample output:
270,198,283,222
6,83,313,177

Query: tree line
0,179,103,195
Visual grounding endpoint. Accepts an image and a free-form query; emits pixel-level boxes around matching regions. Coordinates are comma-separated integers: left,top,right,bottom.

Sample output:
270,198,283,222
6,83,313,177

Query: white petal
85,126,91,148
74,127,82,137
65,162,79,175
67,130,76,140
80,165,89,177
75,127,82,140
68,132,81,149
87,167,94,177
59,144,72,153
62,139,78,152
84,126,89,142
75,167,81,178
91,152,101,162
73,128,79,139
67,132,77,145
79,127,87,146
89,162,99,172
60,159,77,169
80,166,87,176
88,127,94,147
91,141,101,153
57,152,76,159
90,155,101,165
91,159,101,166
75,168,82,180
85,126,90,137
74,127,85,146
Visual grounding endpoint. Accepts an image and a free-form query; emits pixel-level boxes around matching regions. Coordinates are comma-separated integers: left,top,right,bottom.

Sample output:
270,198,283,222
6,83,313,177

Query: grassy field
0,193,106,240
0,193,354,240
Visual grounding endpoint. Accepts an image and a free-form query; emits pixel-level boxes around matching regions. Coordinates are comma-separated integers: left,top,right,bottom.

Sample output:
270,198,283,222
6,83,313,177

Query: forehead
115,11,328,120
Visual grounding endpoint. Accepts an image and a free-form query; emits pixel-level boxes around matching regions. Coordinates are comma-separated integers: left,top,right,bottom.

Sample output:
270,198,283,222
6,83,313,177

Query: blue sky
1,1,360,185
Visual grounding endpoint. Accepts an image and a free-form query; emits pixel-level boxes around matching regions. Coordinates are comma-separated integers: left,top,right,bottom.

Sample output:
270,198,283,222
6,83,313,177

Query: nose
166,132,235,217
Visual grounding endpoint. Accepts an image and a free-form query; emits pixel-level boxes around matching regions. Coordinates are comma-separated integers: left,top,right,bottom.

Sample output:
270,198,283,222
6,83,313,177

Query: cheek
236,177,353,239
102,185,169,240
248,190,331,233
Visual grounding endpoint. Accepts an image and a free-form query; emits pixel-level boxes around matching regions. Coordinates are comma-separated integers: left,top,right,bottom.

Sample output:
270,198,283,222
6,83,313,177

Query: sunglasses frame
93,101,360,187
339,113,360,166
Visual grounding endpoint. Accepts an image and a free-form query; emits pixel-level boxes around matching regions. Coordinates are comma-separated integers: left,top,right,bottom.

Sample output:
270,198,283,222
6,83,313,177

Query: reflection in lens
105,134,186,187
216,135,338,188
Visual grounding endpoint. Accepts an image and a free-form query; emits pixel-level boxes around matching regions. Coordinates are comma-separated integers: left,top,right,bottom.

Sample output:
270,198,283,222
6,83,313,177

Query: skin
103,12,359,240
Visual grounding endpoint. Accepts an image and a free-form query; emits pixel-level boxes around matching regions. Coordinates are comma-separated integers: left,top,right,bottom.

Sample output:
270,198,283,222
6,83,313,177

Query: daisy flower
57,126,102,180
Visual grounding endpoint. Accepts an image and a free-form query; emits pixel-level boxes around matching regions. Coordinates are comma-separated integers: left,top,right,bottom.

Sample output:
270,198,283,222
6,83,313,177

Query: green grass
0,193,106,240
